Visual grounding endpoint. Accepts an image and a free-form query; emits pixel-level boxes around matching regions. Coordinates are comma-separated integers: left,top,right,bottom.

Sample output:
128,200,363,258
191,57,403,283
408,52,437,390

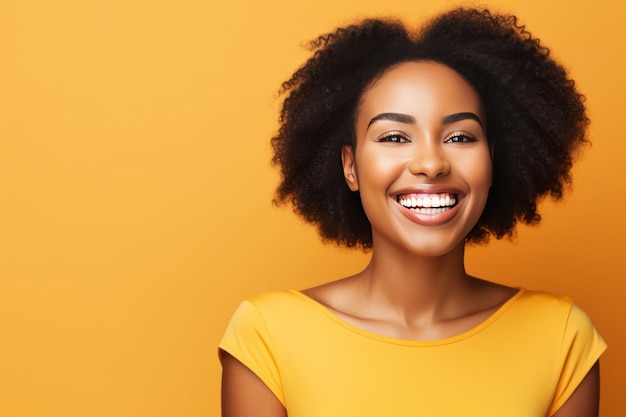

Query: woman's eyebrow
367,112,483,130
367,112,416,128
442,112,483,127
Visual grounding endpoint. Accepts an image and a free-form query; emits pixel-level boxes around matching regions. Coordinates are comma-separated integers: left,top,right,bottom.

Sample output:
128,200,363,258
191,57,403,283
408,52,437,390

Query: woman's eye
444,132,477,143
377,134,409,143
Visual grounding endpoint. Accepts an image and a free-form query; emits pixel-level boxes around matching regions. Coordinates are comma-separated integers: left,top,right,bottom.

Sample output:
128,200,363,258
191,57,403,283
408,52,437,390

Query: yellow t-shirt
219,289,606,416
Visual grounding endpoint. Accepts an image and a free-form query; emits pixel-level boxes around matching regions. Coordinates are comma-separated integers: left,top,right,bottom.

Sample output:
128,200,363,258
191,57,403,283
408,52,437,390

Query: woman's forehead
356,61,484,128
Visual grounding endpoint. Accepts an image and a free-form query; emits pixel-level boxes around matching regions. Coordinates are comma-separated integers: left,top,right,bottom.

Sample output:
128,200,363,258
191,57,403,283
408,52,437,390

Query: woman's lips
394,192,463,225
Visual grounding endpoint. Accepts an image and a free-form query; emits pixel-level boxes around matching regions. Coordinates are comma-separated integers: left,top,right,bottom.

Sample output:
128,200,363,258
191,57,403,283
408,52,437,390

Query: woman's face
343,61,492,256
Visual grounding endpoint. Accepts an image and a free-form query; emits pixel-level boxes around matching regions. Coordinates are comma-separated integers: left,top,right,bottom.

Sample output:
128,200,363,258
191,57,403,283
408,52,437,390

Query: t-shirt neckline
289,287,525,346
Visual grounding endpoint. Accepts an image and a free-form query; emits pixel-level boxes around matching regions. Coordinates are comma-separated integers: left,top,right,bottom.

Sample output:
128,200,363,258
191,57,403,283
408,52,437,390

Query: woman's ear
341,145,359,191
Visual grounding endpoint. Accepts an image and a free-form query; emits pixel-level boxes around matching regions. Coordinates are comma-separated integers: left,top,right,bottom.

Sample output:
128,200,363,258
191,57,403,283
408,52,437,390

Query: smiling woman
219,7,606,417
344,61,492,257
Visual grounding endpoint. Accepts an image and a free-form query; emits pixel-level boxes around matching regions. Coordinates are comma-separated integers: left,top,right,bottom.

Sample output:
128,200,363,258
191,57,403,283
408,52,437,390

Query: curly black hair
271,8,589,249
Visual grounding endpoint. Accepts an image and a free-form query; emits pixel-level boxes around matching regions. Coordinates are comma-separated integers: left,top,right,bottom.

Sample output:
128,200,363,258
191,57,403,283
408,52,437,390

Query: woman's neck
302,238,516,341
357,240,473,326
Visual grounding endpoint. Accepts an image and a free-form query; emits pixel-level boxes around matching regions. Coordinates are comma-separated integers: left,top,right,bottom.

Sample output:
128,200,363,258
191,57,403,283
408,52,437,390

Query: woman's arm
221,351,287,417
552,361,600,417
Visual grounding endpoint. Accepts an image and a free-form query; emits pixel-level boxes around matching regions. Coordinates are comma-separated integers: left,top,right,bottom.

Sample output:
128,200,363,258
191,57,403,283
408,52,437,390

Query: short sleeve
548,302,607,416
219,300,285,405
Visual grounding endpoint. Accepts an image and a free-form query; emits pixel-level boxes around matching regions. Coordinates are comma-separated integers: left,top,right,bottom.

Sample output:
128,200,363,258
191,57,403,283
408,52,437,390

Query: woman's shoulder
223,290,326,342
234,288,342,323
300,275,357,305
504,288,593,331
515,288,574,309
242,289,310,311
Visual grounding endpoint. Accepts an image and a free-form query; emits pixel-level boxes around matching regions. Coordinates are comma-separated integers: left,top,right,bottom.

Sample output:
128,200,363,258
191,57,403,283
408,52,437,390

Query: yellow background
1,0,623,416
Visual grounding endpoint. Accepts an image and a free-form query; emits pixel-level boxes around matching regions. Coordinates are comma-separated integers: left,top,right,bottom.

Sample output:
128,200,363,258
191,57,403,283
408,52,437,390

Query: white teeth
398,194,457,211
420,207,446,214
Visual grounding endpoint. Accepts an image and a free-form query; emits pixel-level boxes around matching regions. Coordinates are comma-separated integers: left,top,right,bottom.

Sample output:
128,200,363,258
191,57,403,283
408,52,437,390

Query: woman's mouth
397,192,458,214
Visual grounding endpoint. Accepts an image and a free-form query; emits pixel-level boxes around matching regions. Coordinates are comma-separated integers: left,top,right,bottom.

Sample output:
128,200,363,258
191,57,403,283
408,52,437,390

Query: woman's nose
407,143,450,178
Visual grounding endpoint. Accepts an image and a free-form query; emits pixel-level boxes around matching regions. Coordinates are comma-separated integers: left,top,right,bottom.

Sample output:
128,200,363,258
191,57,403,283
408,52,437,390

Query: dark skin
220,351,287,417
221,62,601,417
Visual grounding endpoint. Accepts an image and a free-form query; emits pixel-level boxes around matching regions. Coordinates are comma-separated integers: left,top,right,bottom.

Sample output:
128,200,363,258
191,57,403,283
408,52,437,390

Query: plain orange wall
1,1,623,416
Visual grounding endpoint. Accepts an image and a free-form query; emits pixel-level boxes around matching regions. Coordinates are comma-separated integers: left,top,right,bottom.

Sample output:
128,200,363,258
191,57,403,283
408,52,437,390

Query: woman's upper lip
391,185,465,198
